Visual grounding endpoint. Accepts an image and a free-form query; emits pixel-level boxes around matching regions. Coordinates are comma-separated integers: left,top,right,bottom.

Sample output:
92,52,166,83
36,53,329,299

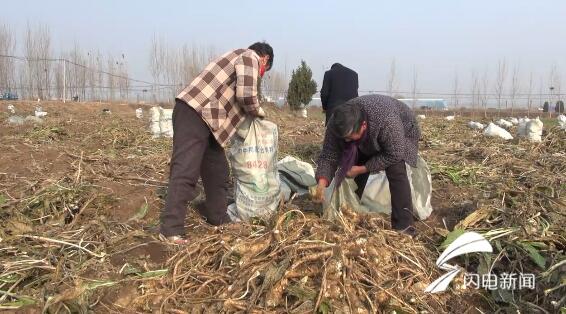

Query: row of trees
148,35,215,102
1,23,562,109
0,24,132,102
0,25,291,103
0,24,291,104
148,36,289,102
385,58,563,114
287,58,564,115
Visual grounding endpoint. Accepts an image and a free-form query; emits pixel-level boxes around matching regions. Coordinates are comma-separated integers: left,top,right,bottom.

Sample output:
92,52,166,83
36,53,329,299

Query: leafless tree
262,70,287,101
149,34,166,102
452,70,459,111
0,24,16,94
86,51,96,100
159,42,217,102
494,59,507,116
70,44,88,101
411,65,418,110
481,69,489,118
24,23,52,100
470,71,478,118
386,59,397,96
538,76,544,115
164,46,179,101
96,52,104,102
23,25,35,99
117,54,129,101
509,64,520,116
107,55,116,102
549,64,561,116
53,59,63,99
526,71,533,117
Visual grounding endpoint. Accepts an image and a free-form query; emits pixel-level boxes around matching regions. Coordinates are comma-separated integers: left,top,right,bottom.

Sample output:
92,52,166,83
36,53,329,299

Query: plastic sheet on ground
35,107,47,118
558,114,566,130
25,116,43,124
277,156,317,201
483,122,513,140
8,115,25,125
361,156,434,220
321,156,434,221
468,121,485,130
495,119,513,129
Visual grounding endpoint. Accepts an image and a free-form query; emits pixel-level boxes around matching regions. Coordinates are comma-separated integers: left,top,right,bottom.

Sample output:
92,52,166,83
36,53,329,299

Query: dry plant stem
74,151,83,184
0,276,25,303
1,109,563,312
112,175,168,186
66,195,97,227
17,235,106,258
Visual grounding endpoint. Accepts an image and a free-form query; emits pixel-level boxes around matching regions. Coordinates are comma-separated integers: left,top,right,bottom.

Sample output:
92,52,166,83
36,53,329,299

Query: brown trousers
354,152,415,230
160,100,231,237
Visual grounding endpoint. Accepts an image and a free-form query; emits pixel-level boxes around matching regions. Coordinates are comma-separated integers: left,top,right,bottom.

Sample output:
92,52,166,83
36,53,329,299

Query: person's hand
312,178,328,203
256,107,266,119
346,165,367,178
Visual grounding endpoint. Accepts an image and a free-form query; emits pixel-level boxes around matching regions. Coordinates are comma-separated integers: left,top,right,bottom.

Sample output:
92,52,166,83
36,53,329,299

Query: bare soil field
0,101,564,313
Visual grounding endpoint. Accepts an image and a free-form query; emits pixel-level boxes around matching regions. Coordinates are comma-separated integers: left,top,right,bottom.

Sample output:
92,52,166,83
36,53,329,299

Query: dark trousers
324,106,338,126
354,152,415,230
160,100,230,237
324,110,333,126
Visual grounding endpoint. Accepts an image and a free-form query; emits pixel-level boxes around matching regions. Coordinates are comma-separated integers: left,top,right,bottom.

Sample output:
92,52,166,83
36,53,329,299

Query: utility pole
62,59,66,103
549,86,554,118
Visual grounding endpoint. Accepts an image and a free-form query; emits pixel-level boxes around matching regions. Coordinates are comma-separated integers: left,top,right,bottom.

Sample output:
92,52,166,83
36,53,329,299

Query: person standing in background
320,63,359,124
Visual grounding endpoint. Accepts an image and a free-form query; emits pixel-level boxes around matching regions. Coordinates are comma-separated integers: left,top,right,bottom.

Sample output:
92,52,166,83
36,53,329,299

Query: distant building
398,99,448,110
0,91,19,100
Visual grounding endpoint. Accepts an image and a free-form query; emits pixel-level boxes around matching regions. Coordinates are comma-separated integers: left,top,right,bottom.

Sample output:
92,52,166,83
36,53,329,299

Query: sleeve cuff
315,176,330,187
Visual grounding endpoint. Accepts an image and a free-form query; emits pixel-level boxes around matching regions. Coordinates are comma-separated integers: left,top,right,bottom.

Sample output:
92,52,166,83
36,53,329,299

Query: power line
0,54,175,87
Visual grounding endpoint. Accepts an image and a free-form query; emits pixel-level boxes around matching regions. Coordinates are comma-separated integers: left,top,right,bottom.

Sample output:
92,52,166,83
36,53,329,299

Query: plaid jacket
176,48,261,147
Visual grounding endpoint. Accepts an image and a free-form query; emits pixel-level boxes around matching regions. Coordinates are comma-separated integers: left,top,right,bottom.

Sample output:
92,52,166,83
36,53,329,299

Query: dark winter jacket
320,63,359,118
316,94,420,182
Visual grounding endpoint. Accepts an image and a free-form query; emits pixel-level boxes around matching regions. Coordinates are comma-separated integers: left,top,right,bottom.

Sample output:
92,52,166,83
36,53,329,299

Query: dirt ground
0,100,564,313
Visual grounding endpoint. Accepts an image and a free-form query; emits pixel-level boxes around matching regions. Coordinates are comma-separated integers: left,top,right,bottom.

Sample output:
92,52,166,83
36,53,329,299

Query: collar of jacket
249,49,260,62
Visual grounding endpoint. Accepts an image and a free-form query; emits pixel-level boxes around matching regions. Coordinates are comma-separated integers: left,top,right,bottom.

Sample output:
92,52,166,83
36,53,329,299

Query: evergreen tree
555,100,564,113
287,60,317,110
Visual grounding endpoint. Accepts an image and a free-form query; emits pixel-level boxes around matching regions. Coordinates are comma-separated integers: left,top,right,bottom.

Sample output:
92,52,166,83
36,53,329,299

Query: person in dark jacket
320,63,359,124
313,94,420,235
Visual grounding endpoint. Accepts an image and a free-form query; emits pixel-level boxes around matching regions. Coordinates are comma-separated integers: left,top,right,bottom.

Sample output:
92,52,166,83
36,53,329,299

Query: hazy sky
3,0,566,96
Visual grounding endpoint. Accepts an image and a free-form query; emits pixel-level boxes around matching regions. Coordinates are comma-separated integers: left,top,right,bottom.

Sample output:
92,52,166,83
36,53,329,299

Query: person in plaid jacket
160,42,274,244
